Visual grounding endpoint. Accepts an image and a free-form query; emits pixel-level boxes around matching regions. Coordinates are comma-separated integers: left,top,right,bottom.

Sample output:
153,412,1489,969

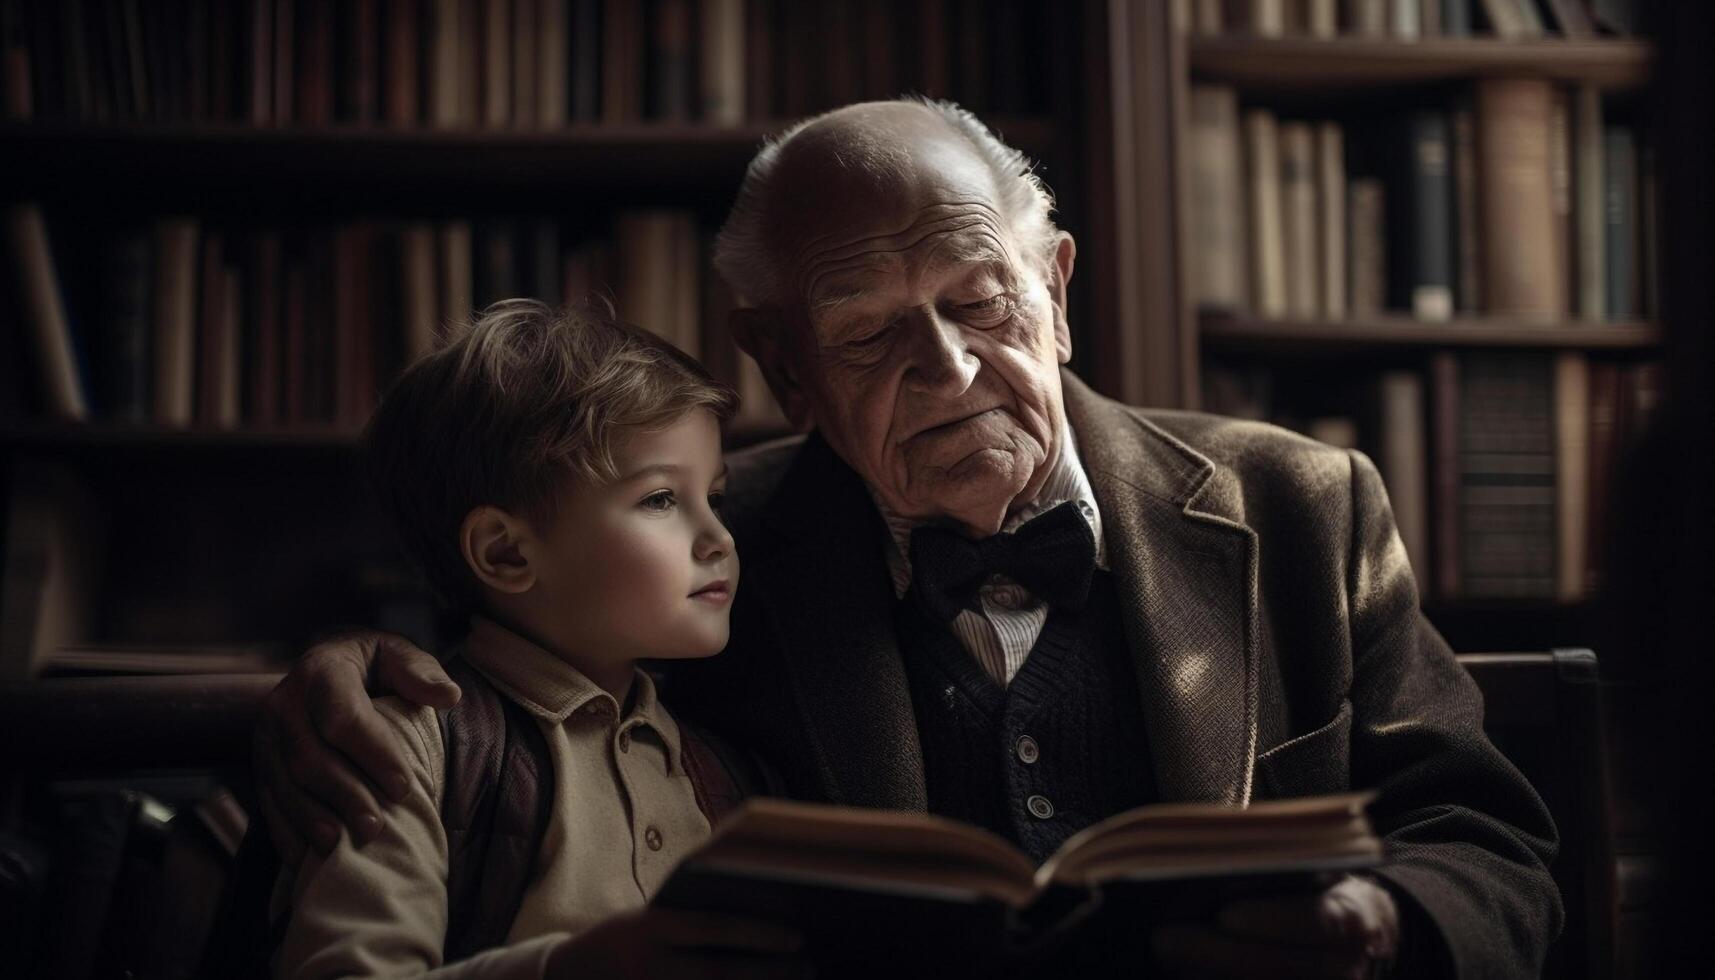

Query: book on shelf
1553,351,1589,601
1392,110,1454,322
5,203,88,420
5,0,1051,128
1603,124,1639,320
1377,370,1431,590
1187,76,1653,328
1279,121,1320,318
1243,108,1287,318
654,793,1381,974
5,207,788,432
1456,353,1558,600
1188,84,1247,311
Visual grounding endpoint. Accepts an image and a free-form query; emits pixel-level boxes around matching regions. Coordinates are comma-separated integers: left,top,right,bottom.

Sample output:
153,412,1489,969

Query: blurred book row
1188,77,1654,324
1206,350,1661,602
3,203,784,431
0,0,1052,129
1180,0,1637,38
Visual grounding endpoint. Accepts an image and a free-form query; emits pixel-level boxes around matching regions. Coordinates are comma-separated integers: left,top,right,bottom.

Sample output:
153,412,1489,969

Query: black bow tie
907,501,1097,624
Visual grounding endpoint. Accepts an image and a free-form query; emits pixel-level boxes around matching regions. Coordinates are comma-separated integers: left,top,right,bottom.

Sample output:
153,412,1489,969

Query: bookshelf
0,0,1107,682
1133,5,1659,978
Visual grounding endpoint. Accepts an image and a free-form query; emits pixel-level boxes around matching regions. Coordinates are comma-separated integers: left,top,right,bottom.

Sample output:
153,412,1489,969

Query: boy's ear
730,307,814,431
459,505,535,595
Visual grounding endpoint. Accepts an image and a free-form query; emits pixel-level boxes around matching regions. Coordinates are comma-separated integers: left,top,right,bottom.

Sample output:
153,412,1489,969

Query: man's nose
902,306,979,395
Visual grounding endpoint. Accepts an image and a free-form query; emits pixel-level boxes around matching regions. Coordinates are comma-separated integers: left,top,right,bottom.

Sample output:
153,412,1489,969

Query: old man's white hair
713,97,1060,309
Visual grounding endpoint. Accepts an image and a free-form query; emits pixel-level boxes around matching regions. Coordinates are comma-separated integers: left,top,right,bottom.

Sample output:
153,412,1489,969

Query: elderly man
257,99,1558,977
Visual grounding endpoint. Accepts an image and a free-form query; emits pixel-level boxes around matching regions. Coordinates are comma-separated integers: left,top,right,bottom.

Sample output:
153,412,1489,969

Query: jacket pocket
1254,700,1353,799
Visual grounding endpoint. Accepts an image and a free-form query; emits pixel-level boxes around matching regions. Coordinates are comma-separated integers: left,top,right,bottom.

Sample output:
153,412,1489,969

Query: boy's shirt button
644,826,663,851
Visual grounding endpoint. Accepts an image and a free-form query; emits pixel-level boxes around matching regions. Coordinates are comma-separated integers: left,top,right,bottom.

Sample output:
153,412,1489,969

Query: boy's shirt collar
459,615,685,775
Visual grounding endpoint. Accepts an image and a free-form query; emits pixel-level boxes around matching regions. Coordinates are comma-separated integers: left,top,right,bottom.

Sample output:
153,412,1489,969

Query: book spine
1188,85,1247,310
1603,125,1637,319
603,0,641,122
651,0,694,121
1279,121,1319,318
699,0,745,125
1402,111,1453,321
247,0,273,125
1430,350,1460,600
1585,360,1620,594
196,231,227,427
1391,0,1422,40
439,220,474,324
348,0,380,124
1378,370,1430,591
100,229,152,422
1244,108,1286,318
1574,86,1606,320
1452,105,1483,313
1347,178,1386,317
536,0,567,126
1477,78,1564,319
743,0,775,120
1440,0,1471,34
6,205,89,419
570,0,600,120
1317,122,1346,319
384,0,418,125
430,0,458,126
1308,0,1338,37
216,265,243,429
483,0,511,127
399,223,438,361
1553,351,1589,601
511,0,538,127
1252,0,1285,35
1351,0,1388,36
152,217,200,426
249,233,283,425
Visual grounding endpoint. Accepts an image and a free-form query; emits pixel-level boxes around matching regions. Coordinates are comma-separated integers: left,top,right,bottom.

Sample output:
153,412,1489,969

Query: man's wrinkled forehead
763,108,1004,292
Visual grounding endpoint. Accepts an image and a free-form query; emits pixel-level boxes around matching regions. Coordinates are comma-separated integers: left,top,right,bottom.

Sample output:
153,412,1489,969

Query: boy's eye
641,490,676,512
708,491,726,513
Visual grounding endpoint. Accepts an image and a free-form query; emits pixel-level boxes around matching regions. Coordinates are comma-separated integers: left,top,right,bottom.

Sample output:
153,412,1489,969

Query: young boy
273,300,802,979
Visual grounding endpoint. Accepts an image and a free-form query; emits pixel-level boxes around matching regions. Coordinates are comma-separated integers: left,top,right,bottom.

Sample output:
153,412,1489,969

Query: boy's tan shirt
273,617,713,979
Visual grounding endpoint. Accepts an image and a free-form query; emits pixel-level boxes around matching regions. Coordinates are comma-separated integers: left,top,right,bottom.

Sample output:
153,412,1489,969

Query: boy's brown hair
364,299,738,613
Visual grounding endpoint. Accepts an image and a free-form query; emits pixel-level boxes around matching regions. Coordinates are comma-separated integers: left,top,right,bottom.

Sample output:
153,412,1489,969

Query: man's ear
459,505,536,595
730,307,814,430
1046,232,1077,364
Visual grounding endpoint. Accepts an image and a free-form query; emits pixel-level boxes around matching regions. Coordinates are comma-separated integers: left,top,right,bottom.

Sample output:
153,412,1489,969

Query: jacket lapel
1063,373,1261,806
751,433,928,811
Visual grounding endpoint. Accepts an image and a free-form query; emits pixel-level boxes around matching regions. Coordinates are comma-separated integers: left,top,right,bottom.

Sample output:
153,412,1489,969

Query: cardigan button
645,825,663,851
1015,735,1040,764
1026,795,1055,820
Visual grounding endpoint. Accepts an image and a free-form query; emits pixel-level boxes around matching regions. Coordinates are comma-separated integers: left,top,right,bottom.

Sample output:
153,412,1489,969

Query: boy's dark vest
217,657,777,977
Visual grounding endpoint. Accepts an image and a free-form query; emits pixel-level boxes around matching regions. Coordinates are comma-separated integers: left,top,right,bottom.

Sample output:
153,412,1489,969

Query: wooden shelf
1189,37,1654,91
0,118,1056,208
1200,313,1662,353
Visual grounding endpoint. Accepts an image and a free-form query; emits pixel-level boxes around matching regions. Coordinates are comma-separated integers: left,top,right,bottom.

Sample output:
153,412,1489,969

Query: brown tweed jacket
666,370,1560,977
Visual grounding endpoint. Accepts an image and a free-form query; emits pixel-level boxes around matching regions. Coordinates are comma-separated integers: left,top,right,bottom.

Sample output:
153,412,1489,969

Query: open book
656,793,1381,974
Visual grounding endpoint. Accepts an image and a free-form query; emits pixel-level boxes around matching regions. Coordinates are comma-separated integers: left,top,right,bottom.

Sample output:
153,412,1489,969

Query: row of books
1180,0,1636,38
1204,351,1661,600
4,203,784,431
1189,78,1654,323
0,0,1052,129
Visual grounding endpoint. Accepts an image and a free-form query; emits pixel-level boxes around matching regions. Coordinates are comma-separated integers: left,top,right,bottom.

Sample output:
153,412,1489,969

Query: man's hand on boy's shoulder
255,629,460,861
547,908,810,980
